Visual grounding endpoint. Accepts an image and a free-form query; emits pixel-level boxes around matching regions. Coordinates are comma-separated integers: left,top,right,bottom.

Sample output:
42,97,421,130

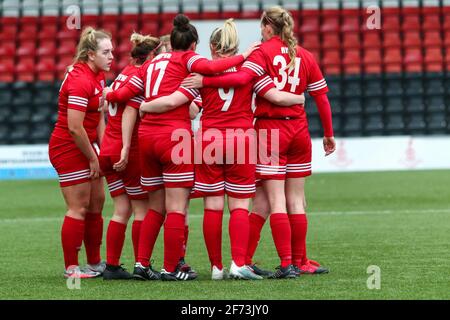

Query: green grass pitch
0,170,449,300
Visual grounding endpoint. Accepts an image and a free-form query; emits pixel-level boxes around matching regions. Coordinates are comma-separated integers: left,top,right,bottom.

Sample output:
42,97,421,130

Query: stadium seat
322,50,341,75
406,113,427,134
38,24,58,41
401,14,421,31
382,13,401,32
300,33,320,50
29,122,52,144
10,106,32,124
362,31,381,49
322,33,340,50
307,116,321,137
385,96,404,113
0,125,9,144
424,73,445,95
18,24,38,42
402,31,422,48
33,82,57,105
16,58,36,82
364,96,384,114
17,43,36,58
342,115,363,136
37,41,57,58
321,10,340,33
328,97,342,114
384,48,403,73
9,124,30,144
341,11,360,33
384,77,403,97
0,60,15,82
0,25,18,42
424,31,442,47
404,48,423,72
326,76,342,98
343,74,362,97
0,41,16,60
364,114,384,136
385,114,405,135
383,31,402,48
363,74,383,97
427,112,447,134
422,6,441,31
424,48,444,72
426,95,446,113
331,114,342,136
342,50,362,74
343,97,363,114
405,96,425,113
363,49,382,74
404,76,423,95
299,12,320,34
36,58,56,82
342,33,361,49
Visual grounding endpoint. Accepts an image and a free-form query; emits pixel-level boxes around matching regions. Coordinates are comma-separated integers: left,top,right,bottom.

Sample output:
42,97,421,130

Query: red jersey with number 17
242,36,328,120
100,64,145,156
52,62,105,142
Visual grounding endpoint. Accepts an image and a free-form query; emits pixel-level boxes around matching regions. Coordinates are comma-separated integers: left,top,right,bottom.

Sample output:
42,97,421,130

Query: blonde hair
157,34,171,54
74,27,111,62
262,6,297,69
210,18,239,56
130,32,161,64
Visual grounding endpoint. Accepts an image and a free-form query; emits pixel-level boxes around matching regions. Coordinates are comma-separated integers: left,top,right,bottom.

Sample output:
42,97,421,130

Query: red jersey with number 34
101,64,144,156
242,36,328,120
52,62,105,142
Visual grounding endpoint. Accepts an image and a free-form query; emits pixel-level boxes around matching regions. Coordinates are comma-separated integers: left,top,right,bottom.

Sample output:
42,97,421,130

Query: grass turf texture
0,170,449,300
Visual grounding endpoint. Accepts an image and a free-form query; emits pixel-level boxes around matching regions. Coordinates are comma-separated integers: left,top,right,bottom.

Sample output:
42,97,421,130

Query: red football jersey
52,62,105,142
242,36,328,120
100,64,144,156
181,65,275,130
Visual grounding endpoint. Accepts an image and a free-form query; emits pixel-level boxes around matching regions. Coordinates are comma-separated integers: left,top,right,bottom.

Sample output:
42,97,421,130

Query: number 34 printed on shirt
273,55,301,93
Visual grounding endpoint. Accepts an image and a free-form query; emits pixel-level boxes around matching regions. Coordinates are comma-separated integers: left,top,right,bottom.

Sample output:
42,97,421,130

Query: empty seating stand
0,0,449,144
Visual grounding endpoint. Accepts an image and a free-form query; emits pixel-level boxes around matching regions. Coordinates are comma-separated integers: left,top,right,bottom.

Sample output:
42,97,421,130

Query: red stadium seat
341,10,360,33
363,49,382,73
0,59,15,82
342,33,361,49
403,31,422,48
57,41,76,59
422,14,441,31
38,25,58,41
119,21,140,39
141,20,159,36
117,40,133,57
402,14,421,31
342,50,362,74
384,48,403,73
56,56,73,80
321,10,340,33
117,56,131,72
299,33,320,50
17,43,36,58
0,25,18,41
299,12,320,34
16,58,36,82
424,31,442,47
322,33,340,50
37,41,56,57
444,31,450,47
57,29,79,41
443,13,450,31
362,31,381,49
81,15,99,28
322,50,341,75
383,31,401,49
36,58,56,82
0,41,16,60
382,14,400,31
424,48,444,72
18,24,38,41
404,48,423,72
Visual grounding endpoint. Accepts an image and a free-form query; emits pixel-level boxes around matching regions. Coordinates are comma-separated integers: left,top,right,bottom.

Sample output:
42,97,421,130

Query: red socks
203,209,223,270
182,225,189,258
163,212,185,272
61,216,85,269
106,220,127,266
288,214,308,267
84,212,103,265
270,213,292,268
137,209,165,267
131,220,143,262
229,209,250,267
246,213,266,265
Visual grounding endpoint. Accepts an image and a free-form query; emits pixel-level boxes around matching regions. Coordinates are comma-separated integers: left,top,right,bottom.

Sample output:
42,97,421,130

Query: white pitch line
0,208,449,224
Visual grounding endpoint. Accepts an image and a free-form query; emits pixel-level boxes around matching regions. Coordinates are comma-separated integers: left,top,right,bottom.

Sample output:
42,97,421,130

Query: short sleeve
242,49,266,76
128,74,145,94
306,54,328,96
186,52,207,73
253,74,275,96
67,77,91,112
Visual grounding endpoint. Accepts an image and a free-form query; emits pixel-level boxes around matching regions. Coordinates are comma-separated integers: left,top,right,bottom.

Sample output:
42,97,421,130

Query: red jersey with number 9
52,62,105,142
101,64,144,156
242,36,328,120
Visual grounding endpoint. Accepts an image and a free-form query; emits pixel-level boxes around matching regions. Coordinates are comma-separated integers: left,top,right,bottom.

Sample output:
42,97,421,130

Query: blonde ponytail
262,6,297,69
74,27,111,62
210,18,239,56
130,32,161,64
